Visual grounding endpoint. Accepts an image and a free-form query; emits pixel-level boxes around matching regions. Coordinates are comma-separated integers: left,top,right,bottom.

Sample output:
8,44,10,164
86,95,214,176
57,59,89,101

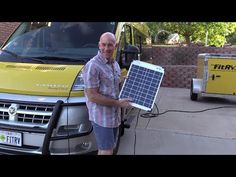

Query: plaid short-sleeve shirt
83,51,121,128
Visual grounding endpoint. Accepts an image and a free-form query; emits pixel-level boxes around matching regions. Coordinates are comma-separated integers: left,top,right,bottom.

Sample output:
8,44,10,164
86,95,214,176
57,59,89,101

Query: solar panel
119,60,164,111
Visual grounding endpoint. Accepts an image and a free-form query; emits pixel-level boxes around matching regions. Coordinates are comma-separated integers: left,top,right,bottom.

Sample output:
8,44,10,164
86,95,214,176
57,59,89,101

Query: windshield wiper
21,57,46,64
0,49,18,58
1,49,46,64
35,56,87,62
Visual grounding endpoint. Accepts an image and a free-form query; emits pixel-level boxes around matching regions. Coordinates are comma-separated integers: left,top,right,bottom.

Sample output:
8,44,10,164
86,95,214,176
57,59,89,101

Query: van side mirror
121,44,139,70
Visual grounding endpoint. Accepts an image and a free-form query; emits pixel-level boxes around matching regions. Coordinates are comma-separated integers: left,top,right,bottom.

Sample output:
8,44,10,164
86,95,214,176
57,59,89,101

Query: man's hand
117,98,132,108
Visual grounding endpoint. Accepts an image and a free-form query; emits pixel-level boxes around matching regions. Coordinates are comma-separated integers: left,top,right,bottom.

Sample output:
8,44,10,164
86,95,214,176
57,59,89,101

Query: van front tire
113,125,122,155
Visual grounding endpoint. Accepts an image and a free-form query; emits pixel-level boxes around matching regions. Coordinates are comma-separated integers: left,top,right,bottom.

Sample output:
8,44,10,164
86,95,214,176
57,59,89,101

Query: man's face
98,36,116,60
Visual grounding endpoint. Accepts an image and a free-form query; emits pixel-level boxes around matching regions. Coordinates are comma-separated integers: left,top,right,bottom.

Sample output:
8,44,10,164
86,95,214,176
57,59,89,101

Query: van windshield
0,22,116,64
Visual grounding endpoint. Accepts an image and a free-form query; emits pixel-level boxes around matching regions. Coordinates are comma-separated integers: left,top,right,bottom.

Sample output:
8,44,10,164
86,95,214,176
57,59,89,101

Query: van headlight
72,72,85,91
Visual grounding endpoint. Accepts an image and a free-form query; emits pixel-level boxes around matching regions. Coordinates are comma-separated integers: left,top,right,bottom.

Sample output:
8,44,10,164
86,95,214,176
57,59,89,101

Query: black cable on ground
132,103,236,154
140,103,236,118
133,109,141,155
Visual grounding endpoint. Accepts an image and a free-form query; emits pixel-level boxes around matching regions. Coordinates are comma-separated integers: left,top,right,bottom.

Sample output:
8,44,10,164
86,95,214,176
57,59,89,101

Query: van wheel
119,108,127,137
190,79,198,101
113,125,122,155
120,123,125,136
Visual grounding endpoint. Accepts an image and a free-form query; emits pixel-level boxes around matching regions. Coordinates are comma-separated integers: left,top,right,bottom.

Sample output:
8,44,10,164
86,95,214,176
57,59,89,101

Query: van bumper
0,96,98,155
0,128,97,155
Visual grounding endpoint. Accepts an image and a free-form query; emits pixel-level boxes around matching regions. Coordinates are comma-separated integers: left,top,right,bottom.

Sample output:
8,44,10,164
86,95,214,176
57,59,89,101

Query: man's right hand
117,98,132,108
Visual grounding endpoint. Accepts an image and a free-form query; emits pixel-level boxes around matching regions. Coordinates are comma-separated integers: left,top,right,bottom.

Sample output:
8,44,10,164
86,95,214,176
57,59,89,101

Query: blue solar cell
119,60,164,111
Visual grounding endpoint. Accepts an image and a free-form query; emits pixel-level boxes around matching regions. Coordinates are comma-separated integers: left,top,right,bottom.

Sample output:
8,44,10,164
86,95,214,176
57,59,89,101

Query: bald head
99,32,116,44
98,32,117,61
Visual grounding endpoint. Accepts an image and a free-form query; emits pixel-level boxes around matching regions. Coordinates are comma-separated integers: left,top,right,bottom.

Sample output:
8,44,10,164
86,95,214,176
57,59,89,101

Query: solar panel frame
119,60,164,111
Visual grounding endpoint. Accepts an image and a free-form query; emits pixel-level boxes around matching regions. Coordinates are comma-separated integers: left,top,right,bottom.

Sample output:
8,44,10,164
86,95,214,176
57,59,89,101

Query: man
83,32,131,155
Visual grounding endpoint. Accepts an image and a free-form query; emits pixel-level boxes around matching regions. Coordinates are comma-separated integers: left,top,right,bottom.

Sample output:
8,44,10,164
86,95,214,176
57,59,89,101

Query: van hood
0,62,83,96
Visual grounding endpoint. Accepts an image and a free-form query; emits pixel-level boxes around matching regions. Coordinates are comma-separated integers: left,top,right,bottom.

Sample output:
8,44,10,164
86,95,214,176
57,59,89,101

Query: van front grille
0,102,54,125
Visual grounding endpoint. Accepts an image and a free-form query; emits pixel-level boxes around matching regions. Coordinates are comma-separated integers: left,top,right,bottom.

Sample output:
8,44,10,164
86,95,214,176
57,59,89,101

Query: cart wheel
190,79,198,101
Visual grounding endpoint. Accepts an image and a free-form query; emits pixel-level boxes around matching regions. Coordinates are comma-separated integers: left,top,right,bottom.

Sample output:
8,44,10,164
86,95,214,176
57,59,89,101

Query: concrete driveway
117,87,236,155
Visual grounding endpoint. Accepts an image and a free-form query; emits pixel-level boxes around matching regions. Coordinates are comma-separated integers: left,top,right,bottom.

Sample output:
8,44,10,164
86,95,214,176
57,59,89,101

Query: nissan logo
8,104,18,116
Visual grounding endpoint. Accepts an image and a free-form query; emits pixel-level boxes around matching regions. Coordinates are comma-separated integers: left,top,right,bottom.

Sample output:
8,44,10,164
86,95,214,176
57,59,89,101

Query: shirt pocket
100,73,114,87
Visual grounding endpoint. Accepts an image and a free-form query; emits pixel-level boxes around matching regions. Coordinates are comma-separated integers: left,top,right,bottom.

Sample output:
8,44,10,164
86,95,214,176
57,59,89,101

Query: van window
1,22,116,64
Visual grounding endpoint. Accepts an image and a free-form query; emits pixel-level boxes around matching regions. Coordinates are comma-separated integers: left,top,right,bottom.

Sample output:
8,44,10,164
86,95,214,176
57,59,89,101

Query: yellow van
0,22,151,154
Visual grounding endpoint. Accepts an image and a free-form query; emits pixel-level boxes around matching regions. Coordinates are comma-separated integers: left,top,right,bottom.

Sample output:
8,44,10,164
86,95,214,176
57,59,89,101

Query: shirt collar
97,50,114,64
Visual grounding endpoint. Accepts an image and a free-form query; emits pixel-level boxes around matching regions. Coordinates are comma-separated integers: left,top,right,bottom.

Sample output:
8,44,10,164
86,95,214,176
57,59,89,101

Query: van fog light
75,142,91,151
81,142,90,149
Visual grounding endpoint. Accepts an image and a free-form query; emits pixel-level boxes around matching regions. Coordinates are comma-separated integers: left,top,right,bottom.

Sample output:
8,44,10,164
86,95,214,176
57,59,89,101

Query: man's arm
85,88,130,108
